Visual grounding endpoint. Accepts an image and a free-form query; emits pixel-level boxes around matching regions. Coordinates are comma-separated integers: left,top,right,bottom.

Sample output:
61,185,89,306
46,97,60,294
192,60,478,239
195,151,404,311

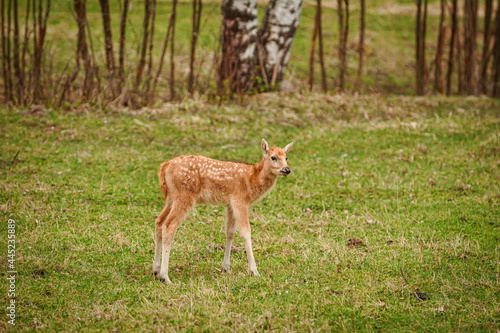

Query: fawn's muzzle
281,167,291,176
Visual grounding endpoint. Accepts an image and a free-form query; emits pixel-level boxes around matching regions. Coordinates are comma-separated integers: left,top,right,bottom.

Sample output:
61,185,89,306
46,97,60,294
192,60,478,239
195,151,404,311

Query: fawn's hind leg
153,201,172,276
222,206,237,273
157,196,195,284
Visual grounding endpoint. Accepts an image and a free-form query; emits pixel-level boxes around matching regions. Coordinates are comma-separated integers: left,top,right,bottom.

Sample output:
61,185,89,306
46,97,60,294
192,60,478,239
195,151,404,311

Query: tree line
1,0,500,109
415,0,500,96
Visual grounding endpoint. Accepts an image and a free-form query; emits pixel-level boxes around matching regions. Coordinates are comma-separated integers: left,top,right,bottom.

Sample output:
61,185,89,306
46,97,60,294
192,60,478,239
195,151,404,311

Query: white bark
220,0,258,92
258,0,303,84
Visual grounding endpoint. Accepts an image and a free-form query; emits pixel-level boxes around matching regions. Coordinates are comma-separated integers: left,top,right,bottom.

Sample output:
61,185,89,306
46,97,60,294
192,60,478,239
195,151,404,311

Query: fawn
153,139,293,284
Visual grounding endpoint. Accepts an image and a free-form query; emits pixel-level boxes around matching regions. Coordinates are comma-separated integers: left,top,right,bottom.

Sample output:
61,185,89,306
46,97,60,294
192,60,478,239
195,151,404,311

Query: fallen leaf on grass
231,245,243,253
412,292,430,301
207,244,243,253
346,238,365,247
32,268,46,279
207,243,224,253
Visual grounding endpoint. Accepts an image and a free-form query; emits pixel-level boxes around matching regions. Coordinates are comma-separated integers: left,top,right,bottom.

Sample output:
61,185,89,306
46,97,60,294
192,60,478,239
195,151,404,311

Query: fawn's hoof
156,274,172,284
250,270,260,277
160,278,172,284
221,264,230,273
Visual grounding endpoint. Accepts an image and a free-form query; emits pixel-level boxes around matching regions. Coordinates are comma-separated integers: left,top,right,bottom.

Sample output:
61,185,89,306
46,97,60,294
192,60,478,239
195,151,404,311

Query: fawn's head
261,139,294,176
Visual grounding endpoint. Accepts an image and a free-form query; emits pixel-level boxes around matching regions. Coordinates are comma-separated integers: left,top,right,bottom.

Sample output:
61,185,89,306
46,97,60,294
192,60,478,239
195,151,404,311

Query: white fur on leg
153,238,162,275
222,233,235,273
157,246,172,284
241,231,259,276
222,207,237,273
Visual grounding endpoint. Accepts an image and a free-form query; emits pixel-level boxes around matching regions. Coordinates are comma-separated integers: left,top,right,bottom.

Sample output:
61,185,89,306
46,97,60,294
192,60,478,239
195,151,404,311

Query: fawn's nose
282,167,291,175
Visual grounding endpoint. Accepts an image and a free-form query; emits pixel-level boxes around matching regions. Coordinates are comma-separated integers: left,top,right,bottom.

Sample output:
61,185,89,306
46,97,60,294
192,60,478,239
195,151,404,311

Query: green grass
1,94,499,331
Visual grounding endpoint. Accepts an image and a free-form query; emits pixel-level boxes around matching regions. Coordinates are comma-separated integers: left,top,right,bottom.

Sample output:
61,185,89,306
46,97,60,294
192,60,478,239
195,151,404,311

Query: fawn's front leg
232,201,259,276
222,206,237,273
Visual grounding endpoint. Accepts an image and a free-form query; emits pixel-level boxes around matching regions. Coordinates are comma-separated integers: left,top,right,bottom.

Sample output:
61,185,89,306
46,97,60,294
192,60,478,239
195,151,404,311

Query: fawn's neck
249,158,278,202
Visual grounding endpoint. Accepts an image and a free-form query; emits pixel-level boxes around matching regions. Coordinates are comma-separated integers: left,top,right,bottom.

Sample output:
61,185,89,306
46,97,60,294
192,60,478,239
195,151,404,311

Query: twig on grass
10,150,20,165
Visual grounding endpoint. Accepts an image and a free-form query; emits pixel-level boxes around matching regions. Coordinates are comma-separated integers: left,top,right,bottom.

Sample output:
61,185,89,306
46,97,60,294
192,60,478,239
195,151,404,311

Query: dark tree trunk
308,2,319,91
317,0,326,92
21,0,31,104
258,0,303,86
416,0,428,95
6,0,13,102
493,0,500,97
1,0,10,102
446,0,457,95
13,0,22,103
150,0,177,102
85,11,101,94
98,0,116,95
220,0,258,94
32,0,50,102
76,0,91,98
434,0,446,94
463,0,478,95
146,0,157,89
169,0,176,100
337,0,349,91
480,0,493,94
355,0,365,93
136,0,150,89
457,22,464,94
189,0,202,95
119,0,129,83
308,0,326,92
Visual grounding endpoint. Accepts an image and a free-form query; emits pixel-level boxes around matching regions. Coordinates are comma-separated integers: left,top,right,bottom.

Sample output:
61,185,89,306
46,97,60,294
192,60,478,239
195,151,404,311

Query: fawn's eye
286,157,288,160
271,156,277,161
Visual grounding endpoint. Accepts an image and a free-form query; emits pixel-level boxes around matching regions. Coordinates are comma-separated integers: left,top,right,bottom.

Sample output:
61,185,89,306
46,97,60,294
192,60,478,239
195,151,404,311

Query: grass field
0,94,499,331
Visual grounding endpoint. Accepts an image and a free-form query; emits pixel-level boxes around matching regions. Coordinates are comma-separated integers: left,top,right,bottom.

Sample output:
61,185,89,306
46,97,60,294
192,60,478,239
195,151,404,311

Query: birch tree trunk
220,0,258,94
257,0,303,86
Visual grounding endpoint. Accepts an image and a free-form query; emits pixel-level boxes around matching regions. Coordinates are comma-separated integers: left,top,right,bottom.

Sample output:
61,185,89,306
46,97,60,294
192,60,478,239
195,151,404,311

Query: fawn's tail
158,161,170,199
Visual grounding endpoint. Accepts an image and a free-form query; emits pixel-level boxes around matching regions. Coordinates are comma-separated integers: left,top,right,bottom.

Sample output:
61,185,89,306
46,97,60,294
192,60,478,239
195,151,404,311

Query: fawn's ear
261,139,269,156
283,142,294,154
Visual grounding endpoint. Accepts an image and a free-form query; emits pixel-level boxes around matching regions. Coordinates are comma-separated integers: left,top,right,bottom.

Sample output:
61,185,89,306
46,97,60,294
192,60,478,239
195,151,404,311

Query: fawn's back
162,155,254,205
